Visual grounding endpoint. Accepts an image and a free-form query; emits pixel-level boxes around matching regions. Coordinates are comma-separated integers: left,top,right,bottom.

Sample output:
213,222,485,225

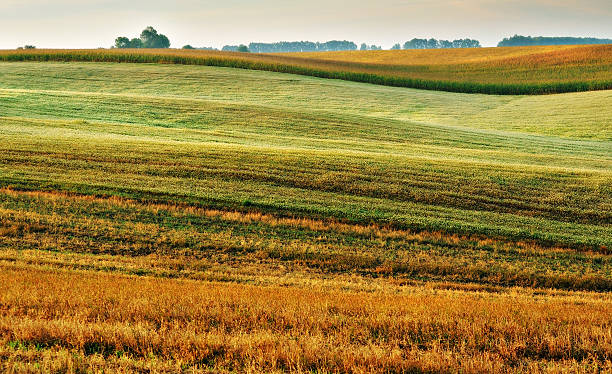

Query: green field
0,61,611,372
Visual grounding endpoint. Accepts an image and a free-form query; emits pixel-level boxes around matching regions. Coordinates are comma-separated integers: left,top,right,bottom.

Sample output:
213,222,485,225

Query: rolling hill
0,60,610,372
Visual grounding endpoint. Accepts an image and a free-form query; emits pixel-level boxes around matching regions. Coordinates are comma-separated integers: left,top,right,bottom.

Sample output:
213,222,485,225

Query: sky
1,0,612,49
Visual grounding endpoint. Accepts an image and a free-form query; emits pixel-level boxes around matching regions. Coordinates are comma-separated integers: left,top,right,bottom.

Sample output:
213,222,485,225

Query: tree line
498,35,612,47
220,39,482,53
112,28,483,52
111,28,610,52
402,38,481,49
223,41,358,53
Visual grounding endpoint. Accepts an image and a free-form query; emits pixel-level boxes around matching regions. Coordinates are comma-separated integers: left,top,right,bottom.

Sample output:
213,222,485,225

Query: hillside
0,62,611,372
2,44,612,94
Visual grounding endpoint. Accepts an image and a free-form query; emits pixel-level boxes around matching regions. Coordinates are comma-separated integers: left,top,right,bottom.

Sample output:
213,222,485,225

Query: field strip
2,187,609,254
3,46,612,94
2,88,611,158
0,254,609,299
2,127,609,177
0,264,610,372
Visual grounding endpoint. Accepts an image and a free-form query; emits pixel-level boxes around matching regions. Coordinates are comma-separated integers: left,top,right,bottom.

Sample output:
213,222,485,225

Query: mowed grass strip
1,44,612,94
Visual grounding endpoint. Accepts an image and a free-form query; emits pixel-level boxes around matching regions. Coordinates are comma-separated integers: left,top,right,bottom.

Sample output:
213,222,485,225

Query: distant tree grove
233,41,359,53
219,39,481,53
112,32,485,52
402,38,481,49
114,27,170,49
360,43,382,51
109,32,612,53
498,35,612,47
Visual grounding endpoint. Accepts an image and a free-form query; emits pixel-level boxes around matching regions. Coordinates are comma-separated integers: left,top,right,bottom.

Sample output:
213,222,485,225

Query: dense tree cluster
114,27,170,49
498,35,612,47
402,38,481,49
240,41,358,53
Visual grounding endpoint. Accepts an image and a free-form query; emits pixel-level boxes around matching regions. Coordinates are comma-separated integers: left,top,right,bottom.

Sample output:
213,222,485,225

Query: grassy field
1,44,612,94
0,61,611,372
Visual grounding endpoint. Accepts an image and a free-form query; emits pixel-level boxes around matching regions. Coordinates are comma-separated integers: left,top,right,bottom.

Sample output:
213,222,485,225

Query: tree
403,38,427,49
439,40,453,49
236,44,250,53
115,37,130,48
182,45,195,49
24,45,36,49
391,43,401,50
139,26,170,48
115,37,143,48
360,43,368,51
114,27,170,49
129,38,143,48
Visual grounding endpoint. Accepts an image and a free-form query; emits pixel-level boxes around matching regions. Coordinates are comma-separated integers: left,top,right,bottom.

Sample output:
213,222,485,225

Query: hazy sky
1,0,611,49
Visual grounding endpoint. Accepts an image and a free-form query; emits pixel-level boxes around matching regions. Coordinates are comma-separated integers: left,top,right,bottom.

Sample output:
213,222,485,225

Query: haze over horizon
2,0,612,49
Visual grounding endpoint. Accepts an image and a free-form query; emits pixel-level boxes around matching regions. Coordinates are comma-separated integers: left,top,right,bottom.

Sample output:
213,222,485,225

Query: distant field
1,44,612,94
0,62,611,372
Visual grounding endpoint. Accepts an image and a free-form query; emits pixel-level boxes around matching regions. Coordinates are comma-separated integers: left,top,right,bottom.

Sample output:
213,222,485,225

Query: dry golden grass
0,266,610,373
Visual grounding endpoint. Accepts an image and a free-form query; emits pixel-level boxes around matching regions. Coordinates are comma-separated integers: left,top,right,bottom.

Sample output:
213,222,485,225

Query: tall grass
1,46,611,94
